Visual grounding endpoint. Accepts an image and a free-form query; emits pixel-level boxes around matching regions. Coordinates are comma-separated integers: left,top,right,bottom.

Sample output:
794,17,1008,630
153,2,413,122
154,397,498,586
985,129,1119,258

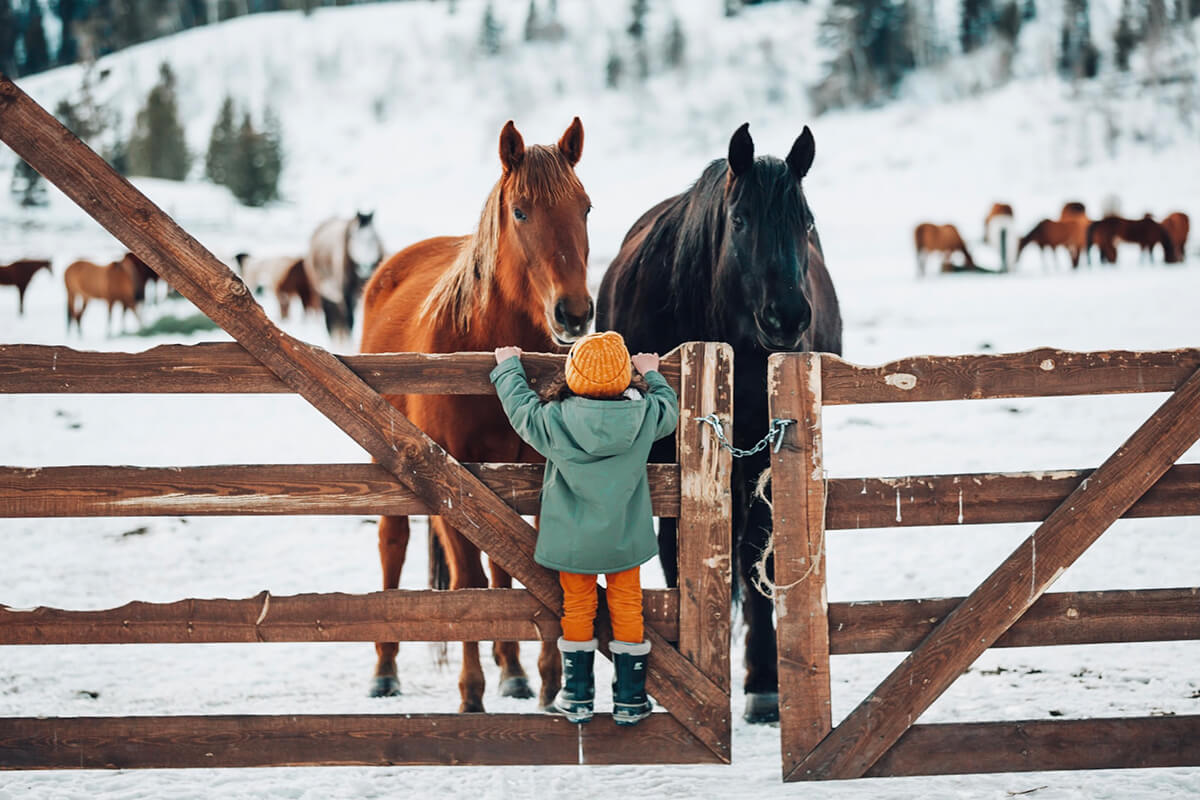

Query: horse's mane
642,156,806,330
421,145,581,331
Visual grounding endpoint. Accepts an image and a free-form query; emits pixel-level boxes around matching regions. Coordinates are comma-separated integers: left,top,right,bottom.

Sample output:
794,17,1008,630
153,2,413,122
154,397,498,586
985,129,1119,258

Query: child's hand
495,346,522,365
631,352,660,375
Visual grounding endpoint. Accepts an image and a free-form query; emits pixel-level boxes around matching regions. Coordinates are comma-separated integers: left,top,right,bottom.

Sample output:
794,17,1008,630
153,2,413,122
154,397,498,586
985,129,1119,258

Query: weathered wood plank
866,715,1200,777
674,342,733,692
0,588,679,645
790,360,1200,780
0,77,728,762
768,352,832,775
0,712,721,769
821,348,1200,405
826,464,1200,529
0,463,680,518
0,343,683,396
829,587,1200,654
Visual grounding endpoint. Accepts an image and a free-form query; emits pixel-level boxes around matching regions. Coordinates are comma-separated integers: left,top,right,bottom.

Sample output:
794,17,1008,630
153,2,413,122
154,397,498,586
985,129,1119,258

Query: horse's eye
806,219,816,233
732,215,745,230
586,204,593,217
513,208,527,222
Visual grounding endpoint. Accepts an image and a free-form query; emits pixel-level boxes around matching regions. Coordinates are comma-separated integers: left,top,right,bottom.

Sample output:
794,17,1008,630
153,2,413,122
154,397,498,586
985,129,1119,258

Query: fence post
674,342,734,693
768,352,832,778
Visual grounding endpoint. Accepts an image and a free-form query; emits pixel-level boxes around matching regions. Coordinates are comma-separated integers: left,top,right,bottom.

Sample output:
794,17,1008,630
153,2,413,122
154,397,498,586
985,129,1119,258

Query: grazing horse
914,222,978,275
597,122,842,723
360,118,593,712
306,212,386,344
1162,212,1189,261
1017,218,1088,269
63,254,148,334
1086,215,1177,264
983,202,1014,244
235,253,316,319
0,258,51,314
1060,201,1087,220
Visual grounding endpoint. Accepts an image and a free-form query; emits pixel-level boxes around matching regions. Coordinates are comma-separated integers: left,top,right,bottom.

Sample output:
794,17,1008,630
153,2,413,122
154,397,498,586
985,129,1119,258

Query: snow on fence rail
767,348,1200,781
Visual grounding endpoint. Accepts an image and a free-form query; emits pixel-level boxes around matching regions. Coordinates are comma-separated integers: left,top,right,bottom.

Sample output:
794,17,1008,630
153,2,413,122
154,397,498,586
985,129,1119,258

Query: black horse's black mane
635,156,810,332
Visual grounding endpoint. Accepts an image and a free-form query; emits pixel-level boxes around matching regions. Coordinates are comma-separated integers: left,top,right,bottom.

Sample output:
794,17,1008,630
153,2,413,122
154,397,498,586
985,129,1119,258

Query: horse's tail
428,529,450,590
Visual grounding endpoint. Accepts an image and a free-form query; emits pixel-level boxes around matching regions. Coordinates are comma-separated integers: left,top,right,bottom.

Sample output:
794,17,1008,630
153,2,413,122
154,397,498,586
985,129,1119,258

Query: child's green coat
489,356,679,574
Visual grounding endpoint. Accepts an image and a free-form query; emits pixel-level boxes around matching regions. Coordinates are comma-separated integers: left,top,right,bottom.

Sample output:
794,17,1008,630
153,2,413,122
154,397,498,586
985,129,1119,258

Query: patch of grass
133,312,220,337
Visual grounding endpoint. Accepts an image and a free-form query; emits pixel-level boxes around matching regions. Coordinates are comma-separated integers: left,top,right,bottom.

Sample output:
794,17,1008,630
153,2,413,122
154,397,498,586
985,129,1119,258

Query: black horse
597,123,842,723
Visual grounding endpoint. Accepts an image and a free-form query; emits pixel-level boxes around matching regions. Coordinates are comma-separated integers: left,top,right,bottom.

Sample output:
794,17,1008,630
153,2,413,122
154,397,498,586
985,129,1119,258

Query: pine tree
993,1,1021,45
21,0,51,75
226,109,282,207
815,0,917,110
478,2,502,56
523,0,538,41
10,158,48,207
1059,0,1097,79
960,0,995,53
1113,0,1140,71
605,43,623,88
205,95,237,186
627,0,647,40
53,0,79,65
127,62,192,180
664,16,685,69
0,1,15,76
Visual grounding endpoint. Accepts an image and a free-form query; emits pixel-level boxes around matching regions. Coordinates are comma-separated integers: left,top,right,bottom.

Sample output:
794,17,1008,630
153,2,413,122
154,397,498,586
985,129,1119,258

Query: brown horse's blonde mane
420,145,582,331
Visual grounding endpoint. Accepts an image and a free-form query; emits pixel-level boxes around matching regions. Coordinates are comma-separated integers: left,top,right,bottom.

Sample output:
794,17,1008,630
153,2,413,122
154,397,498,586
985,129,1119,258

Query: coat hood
558,392,650,457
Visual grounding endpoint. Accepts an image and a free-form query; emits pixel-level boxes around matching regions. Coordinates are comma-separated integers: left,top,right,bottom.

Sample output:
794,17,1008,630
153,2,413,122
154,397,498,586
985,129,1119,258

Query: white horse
234,253,313,319
304,211,386,344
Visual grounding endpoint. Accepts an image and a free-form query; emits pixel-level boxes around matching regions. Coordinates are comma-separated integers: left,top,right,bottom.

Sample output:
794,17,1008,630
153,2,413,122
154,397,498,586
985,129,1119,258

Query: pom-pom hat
565,331,632,398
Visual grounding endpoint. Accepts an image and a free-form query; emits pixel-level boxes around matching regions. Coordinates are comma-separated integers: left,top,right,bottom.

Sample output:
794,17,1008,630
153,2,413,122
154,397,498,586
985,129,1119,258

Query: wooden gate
768,349,1200,780
0,76,732,768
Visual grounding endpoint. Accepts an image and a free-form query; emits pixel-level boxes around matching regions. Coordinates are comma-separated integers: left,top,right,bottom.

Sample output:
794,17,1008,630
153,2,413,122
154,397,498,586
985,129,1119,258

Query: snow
2,1,1199,797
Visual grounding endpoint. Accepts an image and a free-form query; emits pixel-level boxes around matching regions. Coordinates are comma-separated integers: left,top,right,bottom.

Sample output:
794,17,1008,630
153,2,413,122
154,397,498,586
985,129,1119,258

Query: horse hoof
499,676,534,699
369,676,401,698
743,692,779,724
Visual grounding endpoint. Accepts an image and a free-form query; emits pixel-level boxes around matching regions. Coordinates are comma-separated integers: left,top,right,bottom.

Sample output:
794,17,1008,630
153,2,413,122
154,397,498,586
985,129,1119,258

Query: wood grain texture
0,343,682,395
0,712,721,769
826,464,1200,529
674,342,734,693
767,352,832,774
821,348,1200,405
0,463,680,518
792,361,1200,780
829,587,1200,654
864,715,1200,777
0,77,727,762
0,588,679,645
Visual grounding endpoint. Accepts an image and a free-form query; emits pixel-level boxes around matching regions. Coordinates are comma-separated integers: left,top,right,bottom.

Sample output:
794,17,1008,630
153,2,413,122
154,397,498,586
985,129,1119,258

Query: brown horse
1060,201,1087,220
983,202,1013,244
1086,215,1177,264
0,258,51,315
1162,212,1190,261
235,253,317,319
64,254,148,334
359,119,593,712
1016,217,1089,269
915,222,977,275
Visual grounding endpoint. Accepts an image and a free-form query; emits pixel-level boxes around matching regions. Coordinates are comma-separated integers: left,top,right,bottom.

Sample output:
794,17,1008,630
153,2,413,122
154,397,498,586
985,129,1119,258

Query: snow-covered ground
2,1,1199,797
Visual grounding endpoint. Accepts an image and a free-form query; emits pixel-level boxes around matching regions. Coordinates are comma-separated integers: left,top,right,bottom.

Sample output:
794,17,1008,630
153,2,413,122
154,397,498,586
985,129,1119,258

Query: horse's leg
370,514,409,697
487,558,535,701
431,516,489,712
735,462,779,724
17,285,25,315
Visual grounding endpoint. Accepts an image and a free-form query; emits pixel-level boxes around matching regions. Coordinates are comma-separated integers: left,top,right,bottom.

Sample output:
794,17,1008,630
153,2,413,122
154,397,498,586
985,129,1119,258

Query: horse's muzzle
550,297,594,343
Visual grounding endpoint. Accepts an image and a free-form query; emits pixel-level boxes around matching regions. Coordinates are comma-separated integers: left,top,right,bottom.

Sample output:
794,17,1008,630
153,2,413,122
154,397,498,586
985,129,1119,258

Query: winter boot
610,639,652,726
554,637,596,723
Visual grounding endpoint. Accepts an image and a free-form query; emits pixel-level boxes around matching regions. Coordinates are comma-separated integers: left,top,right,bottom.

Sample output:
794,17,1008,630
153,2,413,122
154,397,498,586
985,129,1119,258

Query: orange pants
559,567,643,644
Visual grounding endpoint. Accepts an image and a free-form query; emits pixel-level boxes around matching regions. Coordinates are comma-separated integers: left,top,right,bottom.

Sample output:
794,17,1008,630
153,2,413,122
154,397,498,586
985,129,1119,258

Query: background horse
63,254,147,334
914,222,977,275
305,211,386,344
0,258,51,315
1162,212,1190,261
1017,218,1087,269
597,122,841,724
360,118,593,712
1086,215,1177,264
983,202,1013,244
235,253,316,319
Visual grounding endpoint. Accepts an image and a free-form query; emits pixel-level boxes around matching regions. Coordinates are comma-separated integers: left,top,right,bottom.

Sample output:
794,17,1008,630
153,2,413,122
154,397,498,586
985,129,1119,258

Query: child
490,331,678,725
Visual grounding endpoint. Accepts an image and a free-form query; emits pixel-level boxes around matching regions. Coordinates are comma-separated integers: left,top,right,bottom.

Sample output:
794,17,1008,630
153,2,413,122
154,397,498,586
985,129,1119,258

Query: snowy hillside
2,1,1200,798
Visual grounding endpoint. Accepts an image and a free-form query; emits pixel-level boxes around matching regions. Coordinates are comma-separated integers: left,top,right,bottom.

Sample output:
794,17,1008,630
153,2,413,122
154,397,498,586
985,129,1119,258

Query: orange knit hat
565,331,632,398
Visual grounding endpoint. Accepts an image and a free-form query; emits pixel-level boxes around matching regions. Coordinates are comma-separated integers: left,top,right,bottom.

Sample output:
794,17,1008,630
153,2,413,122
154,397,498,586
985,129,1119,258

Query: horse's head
496,118,593,345
348,211,385,281
715,123,817,351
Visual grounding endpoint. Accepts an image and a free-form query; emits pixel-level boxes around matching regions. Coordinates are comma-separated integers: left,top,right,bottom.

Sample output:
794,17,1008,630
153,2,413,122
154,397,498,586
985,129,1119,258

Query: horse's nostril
554,300,568,326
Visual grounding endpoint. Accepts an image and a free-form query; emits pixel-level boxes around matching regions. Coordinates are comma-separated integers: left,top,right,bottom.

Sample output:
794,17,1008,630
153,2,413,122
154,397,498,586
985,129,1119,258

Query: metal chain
695,414,795,458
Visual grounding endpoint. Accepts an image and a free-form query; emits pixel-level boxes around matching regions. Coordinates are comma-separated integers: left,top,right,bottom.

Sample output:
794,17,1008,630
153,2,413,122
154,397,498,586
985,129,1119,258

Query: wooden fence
0,75,733,769
767,348,1200,780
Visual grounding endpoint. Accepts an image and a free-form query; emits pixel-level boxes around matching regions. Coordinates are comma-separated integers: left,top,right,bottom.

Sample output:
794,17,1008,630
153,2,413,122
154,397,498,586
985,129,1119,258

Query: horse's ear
728,122,754,177
499,120,525,174
558,116,584,166
786,126,815,181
